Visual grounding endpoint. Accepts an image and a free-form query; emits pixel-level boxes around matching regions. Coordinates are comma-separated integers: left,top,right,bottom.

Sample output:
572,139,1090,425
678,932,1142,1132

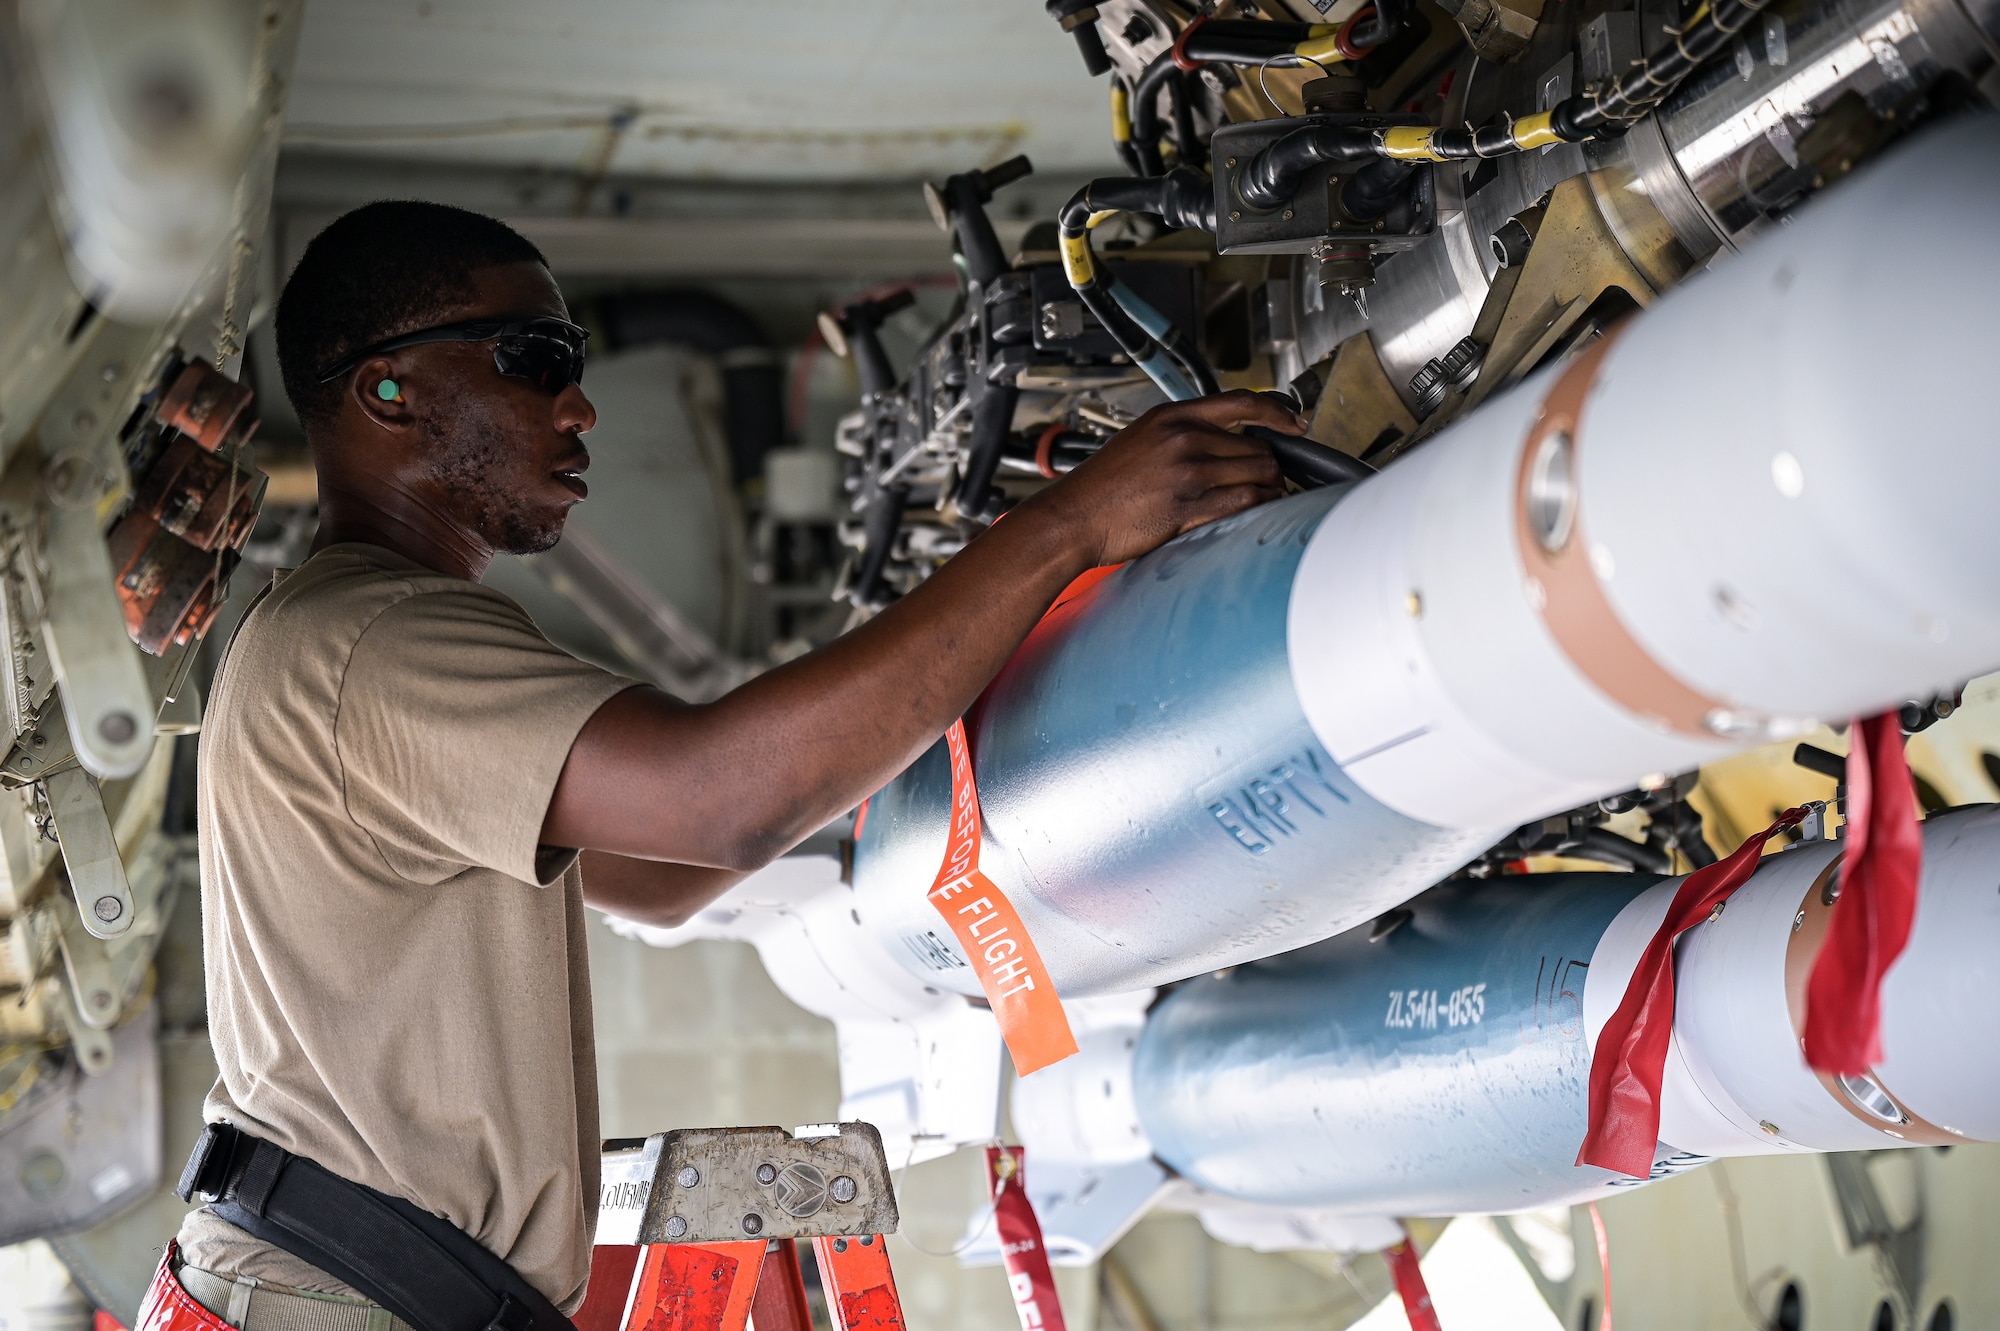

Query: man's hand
543,389,1296,888
1023,391,1295,567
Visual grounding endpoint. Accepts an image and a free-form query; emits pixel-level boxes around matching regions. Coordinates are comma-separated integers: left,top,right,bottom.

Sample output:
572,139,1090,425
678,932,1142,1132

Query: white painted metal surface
1290,118,2000,831
282,0,1122,182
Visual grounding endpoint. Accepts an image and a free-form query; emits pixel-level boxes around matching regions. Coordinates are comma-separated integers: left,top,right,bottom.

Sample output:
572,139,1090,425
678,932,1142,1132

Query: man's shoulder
255,544,533,646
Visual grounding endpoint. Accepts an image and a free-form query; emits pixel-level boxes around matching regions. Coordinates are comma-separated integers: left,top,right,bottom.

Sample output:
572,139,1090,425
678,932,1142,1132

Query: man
159,201,1292,1327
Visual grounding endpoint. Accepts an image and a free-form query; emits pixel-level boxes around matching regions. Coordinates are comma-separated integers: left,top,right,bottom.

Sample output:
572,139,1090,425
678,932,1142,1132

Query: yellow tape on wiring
1110,84,1132,143
1378,126,1444,161
1511,111,1563,150
1060,232,1097,286
1293,33,1351,63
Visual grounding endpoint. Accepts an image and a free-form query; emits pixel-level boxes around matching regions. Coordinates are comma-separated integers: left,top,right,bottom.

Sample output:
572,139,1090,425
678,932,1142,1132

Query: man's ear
351,356,415,432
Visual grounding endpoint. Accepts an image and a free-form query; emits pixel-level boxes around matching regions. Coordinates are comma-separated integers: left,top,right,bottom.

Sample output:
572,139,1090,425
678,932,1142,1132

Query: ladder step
624,1241,766,1331
604,1235,904,1331
811,1235,906,1331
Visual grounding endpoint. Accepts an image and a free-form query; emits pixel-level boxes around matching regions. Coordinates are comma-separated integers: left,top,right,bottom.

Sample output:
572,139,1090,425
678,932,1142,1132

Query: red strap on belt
135,1245,230,1331
986,1146,1069,1331
1577,803,1809,1178
1384,1237,1442,1331
1803,711,1922,1075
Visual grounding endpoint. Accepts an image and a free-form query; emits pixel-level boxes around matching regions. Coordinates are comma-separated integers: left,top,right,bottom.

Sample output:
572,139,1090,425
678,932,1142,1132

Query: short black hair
274,201,548,436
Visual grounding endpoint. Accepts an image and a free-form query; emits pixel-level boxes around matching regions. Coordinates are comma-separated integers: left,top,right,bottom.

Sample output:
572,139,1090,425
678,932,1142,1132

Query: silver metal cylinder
849,488,1498,1000
1135,810,2000,1215
1603,0,1999,259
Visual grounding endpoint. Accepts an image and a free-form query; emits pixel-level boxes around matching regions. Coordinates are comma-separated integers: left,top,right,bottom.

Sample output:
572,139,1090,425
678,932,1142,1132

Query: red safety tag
1384,1237,1442,1331
986,1146,1068,1331
928,719,1079,1075
1804,711,1921,1075
1577,803,1809,1178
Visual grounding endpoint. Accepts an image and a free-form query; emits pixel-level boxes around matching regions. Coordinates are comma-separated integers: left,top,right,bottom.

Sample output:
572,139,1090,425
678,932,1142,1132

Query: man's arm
578,852,745,929
544,391,1293,880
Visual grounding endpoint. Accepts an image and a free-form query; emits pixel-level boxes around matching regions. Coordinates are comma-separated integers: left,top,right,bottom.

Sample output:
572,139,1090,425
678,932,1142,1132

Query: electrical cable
886,1134,1004,1259
1129,53,1180,175
1110,77,1144,176
1254,52,1336,117
1235,0,1781,205
1173,17,1376,66
1057,173,1219,402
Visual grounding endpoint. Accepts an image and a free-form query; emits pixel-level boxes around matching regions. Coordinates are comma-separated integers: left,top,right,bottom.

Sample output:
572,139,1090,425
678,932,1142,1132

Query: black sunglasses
316,316,590,394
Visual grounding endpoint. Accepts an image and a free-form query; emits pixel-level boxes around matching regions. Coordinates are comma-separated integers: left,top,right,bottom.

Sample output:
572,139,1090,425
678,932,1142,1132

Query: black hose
1165,328,1221,397
940,155,1034,289
598,290,782,486
957,382,1021,518
1244,0,1778,176
834,290,916,399
1338,158,1419,221
1058,174,1220,400
1405,0,1775,161
1071,21,1112,75
1343,0,1410,52
1130,54,1180,176
1047,0,1112,75
1246,428,1376,488
851,484,908,608
1577,827,1676,875
1059,171,1216,234
1180,19,1324,62
1237,124,1378,211
1170,68,1207,171
851,332,896,401
1556,0,1769,135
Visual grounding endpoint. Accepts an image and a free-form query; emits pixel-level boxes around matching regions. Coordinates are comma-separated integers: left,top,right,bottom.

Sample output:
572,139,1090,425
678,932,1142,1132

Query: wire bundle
1056,172,1220,401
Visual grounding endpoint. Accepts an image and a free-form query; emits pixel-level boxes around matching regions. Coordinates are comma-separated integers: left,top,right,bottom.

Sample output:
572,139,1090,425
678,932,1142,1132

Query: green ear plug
376,379,402,402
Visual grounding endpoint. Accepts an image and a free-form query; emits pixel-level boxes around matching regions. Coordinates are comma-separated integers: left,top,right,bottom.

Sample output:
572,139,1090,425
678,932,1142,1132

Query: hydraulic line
1238,0,1781,203
1057,172,1219,401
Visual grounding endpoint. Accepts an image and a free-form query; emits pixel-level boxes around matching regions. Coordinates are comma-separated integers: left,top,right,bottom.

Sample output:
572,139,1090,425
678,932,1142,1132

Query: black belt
176,1123,574,1331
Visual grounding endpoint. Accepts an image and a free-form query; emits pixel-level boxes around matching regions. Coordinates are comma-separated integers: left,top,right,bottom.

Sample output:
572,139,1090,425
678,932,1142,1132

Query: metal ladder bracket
591,1122,907,1331
599,1121,899,1247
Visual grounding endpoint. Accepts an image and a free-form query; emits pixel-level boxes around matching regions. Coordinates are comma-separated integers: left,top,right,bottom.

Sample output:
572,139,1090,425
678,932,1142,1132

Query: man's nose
556,383,597,434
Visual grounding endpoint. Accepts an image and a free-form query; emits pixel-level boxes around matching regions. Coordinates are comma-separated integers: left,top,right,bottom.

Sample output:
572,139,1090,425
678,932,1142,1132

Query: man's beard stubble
421,392,567,556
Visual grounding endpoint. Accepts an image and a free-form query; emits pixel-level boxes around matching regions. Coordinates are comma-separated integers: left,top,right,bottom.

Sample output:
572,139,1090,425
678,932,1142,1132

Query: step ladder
576,1122,906,1331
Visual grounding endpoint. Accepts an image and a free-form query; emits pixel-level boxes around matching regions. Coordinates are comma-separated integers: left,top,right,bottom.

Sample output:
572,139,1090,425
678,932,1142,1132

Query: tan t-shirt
176,544,634,1313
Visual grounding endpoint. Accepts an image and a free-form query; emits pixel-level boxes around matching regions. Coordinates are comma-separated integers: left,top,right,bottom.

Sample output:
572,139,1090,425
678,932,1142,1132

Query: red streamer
1588,1202,1613,1331
986,1147,1068,1331
1385,1236,1442,1331
1803,712,1922,1074
1577,804,1808,1178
